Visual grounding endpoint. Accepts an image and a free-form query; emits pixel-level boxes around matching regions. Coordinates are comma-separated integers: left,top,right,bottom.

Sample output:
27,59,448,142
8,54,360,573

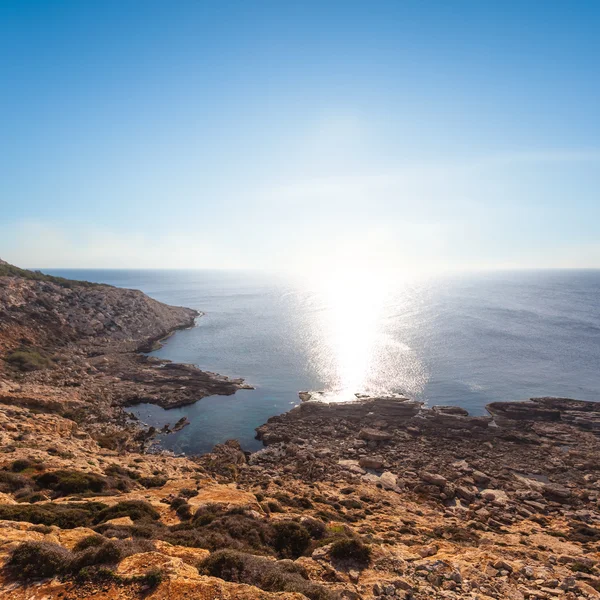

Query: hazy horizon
2,1,599,273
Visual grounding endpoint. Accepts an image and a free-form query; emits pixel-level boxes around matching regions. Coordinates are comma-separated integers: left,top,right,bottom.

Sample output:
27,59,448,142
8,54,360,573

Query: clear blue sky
1,0,599,271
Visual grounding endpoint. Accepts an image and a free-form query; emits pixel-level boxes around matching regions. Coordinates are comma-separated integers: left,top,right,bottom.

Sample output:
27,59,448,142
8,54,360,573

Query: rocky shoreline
0,261,599,600
0,261,251,441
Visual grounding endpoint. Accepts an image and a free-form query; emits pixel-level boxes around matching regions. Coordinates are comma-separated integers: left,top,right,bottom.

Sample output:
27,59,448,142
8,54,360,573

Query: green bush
301,517,327,540
73,535,106,552
329,538,371,567
5,349,53,371
10,458,44,473
0,501,107,528
175,502,192,520
272,521,311,558
168,507,274,554
104,464,140,480
70,538,154,573
199,550,336,600
139,568,164,588
0,470,32,493
170,496,188,510
7,541,71,579
35,470,107,496
139,476,168,489
94,500,160,524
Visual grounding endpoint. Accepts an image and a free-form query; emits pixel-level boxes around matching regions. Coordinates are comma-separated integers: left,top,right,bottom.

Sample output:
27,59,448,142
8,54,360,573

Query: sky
1,0,599,272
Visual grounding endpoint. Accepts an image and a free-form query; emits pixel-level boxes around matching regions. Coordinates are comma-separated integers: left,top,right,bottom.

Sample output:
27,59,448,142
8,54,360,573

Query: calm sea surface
44,269,600,454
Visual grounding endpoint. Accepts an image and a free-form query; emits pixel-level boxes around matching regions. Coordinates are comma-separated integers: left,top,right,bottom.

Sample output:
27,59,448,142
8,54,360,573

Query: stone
481,489,509,505
420,471,448,487
359,456,385,470
380,471,398,490
359,428,393,442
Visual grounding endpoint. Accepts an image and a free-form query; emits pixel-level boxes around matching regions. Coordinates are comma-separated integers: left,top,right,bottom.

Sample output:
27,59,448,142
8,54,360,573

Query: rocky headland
0,260,599,600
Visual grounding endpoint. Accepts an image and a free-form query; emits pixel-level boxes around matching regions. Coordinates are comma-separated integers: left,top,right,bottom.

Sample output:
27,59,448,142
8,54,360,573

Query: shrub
272,521,311,559
35,470,107,496
267,500,284,513
139,476,168,489
179,488,199,499
104,464,140,480
191,503,221,526
175,502,192,520
199,550,335,600
7,541,71,579
203,512,274,553
94,500,160,524
5,349,53,371
0,262,100,288
15,490,47,503
170,496,188,510
169,507,274,554
0,471,32,493
301,517,327,540
70,539,154,573
73,535,106,552
11,458,44,472
0,502,107,528
340,498,363,510
329,538,371,567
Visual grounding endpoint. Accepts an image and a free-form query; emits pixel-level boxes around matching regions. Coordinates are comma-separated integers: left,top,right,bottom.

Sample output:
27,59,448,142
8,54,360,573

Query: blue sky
1,0,599,271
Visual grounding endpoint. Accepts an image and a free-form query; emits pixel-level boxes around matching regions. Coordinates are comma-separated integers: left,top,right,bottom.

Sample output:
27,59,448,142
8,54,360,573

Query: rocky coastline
0,261,251,440
0,261,599,600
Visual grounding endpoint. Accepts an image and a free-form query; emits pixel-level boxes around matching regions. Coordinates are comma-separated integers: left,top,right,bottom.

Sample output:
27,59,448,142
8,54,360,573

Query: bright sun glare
306,265,394,401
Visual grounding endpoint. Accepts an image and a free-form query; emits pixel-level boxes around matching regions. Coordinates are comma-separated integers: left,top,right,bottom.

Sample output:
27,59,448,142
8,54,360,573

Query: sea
44,268,600,455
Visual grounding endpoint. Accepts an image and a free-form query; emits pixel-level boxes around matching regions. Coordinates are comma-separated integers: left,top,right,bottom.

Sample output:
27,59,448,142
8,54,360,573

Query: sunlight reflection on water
298,268,429,402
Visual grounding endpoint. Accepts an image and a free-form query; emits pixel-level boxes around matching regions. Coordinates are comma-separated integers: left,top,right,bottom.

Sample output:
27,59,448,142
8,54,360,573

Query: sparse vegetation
0,262,100,288
10,458,45,472
139,475,168,488
0,501,107,528
272,521,311,558
7,541,71,579
329,538,371,567
36,470,108,496
199,549,336,600
5,349,54,371
95,500,160,524
0,470,31,493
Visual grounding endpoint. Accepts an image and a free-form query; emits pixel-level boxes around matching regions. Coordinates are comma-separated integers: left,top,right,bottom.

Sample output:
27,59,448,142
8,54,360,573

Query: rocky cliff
0,261,249,431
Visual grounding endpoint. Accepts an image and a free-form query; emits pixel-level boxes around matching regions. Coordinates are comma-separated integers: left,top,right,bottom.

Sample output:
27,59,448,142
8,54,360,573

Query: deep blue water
44,269,600,454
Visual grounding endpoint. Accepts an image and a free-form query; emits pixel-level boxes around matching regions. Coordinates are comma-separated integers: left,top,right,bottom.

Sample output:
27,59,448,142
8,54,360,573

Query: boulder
359,456,385,470
420,472,447,487
359,428,393,442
